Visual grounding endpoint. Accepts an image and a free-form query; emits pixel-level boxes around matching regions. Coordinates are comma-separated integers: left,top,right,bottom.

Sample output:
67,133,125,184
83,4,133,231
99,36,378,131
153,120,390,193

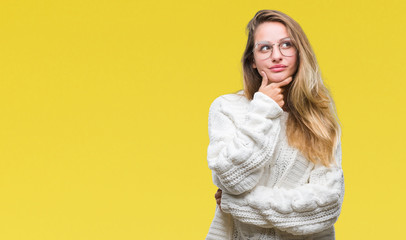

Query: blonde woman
206,10,344,240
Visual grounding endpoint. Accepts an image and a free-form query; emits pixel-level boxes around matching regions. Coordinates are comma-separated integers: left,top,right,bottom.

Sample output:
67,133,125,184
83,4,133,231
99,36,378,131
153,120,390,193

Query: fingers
215,189,222,208
260,71,269,88
257,72,292,109
214,189,222,199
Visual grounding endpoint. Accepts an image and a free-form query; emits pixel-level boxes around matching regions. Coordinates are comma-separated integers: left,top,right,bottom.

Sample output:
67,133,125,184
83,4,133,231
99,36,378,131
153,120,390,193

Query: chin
268,72,292,83
269,77,287,83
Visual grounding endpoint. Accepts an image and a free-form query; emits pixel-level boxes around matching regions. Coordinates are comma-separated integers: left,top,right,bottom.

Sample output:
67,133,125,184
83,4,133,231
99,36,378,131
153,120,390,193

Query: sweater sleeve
220,142,344,235
207,91,283,195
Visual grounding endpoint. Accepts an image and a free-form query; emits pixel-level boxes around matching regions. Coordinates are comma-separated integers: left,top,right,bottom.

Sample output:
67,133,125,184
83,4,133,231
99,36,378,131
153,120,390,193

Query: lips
270,64,286,69
270,65,287,72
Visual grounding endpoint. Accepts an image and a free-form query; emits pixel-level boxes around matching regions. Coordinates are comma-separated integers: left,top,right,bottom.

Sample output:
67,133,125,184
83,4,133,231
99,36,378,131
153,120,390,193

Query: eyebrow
256,37,291,45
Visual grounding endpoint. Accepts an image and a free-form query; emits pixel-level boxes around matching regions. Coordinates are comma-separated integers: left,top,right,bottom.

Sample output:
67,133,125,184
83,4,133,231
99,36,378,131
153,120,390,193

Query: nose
271,46,283,62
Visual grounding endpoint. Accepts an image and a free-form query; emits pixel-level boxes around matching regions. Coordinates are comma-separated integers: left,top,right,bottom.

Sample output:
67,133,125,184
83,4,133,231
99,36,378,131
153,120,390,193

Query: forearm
220,143,344,235
221,183,343,235
208,92,283,194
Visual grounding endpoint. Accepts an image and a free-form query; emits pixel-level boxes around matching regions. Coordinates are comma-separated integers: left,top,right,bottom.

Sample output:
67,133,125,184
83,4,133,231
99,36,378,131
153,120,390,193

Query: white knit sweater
206,90,344,240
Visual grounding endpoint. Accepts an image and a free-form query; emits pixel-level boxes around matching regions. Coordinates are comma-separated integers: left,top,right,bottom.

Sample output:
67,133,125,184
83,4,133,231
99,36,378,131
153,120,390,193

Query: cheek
290,56,299,72
254,60,267,70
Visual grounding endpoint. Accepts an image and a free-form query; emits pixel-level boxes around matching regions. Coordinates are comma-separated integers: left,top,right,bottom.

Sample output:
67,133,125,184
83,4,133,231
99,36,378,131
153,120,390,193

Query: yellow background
0,0,405,239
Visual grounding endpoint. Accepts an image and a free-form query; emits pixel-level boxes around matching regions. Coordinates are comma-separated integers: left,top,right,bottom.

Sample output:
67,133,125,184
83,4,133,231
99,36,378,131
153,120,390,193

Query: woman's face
252,21,298,84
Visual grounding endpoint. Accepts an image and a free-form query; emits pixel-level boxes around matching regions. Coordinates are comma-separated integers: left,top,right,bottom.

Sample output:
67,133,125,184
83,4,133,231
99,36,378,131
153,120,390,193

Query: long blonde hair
241,10,341,166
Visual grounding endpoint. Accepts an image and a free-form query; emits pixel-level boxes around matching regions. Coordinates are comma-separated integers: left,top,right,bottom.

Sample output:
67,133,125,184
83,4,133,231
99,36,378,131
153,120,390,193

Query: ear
252,59,256,69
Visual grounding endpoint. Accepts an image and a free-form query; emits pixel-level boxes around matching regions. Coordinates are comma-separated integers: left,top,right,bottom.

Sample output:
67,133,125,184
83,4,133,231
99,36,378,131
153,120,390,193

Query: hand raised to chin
258,71,292,109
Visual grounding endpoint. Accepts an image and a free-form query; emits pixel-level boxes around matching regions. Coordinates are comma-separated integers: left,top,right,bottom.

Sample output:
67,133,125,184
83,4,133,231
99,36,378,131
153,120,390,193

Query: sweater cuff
251,91,283,118
220,192,232,214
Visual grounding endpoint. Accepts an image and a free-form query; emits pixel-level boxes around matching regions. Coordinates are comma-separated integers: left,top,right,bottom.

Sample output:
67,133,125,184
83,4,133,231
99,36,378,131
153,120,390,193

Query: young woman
206,10,344,240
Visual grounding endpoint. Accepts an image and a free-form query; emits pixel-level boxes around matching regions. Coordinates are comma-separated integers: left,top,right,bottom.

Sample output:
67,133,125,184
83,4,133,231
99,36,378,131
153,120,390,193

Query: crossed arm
214,142,344,236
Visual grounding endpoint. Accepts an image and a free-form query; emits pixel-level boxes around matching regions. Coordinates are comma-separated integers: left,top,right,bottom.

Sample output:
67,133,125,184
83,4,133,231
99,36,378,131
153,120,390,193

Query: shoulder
209,90,248,111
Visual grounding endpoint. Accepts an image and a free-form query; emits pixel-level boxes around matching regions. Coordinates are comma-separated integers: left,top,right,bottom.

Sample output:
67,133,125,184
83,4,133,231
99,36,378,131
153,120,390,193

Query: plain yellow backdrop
1,0,405,239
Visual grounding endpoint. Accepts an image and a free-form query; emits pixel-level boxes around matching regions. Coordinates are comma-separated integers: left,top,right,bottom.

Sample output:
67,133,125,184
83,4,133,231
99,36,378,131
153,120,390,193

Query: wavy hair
241,10,341,166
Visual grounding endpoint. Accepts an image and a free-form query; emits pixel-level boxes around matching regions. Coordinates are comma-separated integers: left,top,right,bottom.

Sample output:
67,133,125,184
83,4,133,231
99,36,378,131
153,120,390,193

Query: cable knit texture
206,91,344,240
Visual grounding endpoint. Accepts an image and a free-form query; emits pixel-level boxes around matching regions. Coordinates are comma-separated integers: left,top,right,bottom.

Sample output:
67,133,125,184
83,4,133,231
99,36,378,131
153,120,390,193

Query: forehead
254,22,289,42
